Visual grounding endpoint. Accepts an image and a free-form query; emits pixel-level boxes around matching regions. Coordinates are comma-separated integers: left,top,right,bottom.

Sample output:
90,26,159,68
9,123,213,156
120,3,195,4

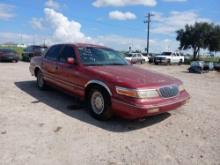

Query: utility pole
144,13,154,55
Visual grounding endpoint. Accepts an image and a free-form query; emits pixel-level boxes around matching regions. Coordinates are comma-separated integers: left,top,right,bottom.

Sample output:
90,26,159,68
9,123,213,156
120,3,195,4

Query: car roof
0,48,15,52
27,45,48,48
51,43,110,49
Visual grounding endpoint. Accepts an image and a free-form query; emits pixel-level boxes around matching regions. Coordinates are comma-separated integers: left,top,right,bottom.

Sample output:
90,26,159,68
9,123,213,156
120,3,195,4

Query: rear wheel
37,70,46,90
88,87,113,120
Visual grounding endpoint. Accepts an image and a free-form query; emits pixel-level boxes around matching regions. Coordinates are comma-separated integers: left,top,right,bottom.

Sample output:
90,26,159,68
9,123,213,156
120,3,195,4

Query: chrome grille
159,85,179,98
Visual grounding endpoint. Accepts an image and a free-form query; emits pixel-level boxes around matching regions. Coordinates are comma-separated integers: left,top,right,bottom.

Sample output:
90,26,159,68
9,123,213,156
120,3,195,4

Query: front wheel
179,59,183,65
37,70,46,90
88,87,113,120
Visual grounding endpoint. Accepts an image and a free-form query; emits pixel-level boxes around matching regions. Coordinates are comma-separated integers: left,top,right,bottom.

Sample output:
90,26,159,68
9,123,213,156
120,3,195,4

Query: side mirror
67,57,75,65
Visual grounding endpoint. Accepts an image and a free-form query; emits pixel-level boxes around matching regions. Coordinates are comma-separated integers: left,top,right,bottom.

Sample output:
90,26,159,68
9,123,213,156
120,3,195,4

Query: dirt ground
0,62,219,165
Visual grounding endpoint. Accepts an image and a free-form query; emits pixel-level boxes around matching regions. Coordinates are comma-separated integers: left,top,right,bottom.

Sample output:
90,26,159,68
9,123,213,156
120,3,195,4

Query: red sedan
30,43,190,120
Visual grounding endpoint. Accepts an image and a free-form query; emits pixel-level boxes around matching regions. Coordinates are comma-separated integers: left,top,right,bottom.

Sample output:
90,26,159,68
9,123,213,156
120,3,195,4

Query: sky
0,0,219,53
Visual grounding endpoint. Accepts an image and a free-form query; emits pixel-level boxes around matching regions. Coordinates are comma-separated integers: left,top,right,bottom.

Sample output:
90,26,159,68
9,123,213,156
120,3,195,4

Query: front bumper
111,91,190,119
154,58,169,63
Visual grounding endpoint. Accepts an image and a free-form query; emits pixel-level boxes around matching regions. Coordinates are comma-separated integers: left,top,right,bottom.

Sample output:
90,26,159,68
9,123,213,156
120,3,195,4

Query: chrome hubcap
91,91,104,114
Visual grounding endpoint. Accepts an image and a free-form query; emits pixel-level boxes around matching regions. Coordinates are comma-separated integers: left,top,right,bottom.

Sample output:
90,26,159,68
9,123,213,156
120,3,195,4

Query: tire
11,59,17,63
167,59,171,65
88,86,113,120
179,59,183,65
36,70,46,90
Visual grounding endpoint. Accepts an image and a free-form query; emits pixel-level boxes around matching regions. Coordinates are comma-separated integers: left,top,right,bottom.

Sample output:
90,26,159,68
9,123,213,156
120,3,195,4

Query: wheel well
85,83,111,102
34,67,40,77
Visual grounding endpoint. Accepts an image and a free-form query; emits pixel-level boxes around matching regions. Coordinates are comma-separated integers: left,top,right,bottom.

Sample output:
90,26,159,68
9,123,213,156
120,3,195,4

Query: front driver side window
59,46,76,63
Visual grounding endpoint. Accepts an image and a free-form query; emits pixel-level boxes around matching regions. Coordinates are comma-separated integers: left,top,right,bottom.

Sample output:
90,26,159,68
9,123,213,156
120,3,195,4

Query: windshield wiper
108,63,127,65
84,64,105,66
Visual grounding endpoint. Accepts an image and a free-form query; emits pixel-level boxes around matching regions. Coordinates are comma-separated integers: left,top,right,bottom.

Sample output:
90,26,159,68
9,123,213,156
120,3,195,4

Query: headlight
178,84,185,92
116,87,159,99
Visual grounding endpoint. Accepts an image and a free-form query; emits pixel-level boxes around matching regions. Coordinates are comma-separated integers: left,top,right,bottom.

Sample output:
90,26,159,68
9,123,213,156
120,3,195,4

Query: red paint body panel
30,43,190,119
112,91,189,119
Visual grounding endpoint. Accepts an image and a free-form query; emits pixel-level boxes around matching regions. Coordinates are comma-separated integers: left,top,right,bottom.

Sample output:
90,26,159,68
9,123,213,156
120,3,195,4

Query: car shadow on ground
15,81,171,132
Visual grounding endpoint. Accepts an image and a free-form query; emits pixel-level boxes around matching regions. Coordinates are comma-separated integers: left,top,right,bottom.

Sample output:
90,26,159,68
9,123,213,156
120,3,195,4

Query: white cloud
92,0,157,7
109,11,136,21
95,34,178,52
44,8,91,43
163,0,187,2
0,32,48,45
0,3,15,20
30,18,44,30
45,0,60,10
151,11,211,35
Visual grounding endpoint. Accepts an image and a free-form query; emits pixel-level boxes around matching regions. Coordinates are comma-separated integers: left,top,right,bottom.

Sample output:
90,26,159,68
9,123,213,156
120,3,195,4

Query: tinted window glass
125,54,132,57
26,47,32,52
78,47,128,66
59,46,75,63
45,45,63,61
0,49,15,53
161,52,172,56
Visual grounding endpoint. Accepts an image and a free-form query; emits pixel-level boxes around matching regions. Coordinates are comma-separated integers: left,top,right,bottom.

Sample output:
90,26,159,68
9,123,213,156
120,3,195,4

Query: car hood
86,65,181,88
155,55,168,58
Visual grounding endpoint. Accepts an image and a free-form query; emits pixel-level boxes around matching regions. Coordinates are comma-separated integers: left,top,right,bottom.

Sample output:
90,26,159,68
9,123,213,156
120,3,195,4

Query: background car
148,53,159,63
0,49,19,62
22,45,48,62
204,62,214,71
188,61,207,74
154,52,184,65
214,62,220,71
125,53,149,64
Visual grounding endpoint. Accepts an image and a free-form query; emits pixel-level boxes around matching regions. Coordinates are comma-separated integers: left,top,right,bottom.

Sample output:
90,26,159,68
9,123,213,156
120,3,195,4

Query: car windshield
161,52,172,56
125,54,133,57
78,47,128,66
33,46,47,52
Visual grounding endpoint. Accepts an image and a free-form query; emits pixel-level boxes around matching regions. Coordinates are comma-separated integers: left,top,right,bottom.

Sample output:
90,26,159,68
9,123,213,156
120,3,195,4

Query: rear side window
45,45,63,61
25,47,32,52
59,46,76,63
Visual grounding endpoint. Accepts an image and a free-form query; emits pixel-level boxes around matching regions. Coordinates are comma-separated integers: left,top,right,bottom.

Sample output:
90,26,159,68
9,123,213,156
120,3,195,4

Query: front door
56,45,84,96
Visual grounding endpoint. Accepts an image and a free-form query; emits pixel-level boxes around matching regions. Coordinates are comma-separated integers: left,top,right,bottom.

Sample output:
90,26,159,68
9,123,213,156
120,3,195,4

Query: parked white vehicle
125,53,149,64
154,52,184,65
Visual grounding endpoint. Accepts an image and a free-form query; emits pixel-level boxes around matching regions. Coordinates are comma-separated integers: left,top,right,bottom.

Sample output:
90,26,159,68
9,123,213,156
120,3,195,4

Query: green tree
176,22,217,60
207,25,220,53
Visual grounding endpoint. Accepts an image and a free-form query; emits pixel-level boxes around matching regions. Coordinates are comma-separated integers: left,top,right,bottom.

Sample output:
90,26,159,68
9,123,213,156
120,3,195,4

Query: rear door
42,45,63,85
